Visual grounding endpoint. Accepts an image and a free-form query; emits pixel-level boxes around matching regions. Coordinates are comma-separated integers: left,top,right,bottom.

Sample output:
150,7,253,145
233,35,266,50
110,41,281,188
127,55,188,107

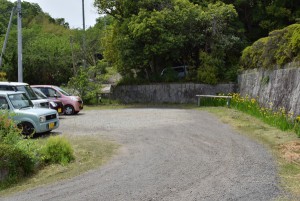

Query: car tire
64,105,75,115
17,122,35,136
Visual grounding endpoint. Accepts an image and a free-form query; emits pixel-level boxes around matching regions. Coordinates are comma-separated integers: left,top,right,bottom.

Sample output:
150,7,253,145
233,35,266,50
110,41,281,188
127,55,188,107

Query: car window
15,85,38,100
48,88,59,97
54,86,70,96
33,88,47,99
8,93,33,109
0,85,13,91
38,88,50,97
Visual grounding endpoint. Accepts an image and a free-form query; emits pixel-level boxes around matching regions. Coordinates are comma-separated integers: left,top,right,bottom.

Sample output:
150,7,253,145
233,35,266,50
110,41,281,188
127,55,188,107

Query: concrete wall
238,62,300,115
112,83,237,104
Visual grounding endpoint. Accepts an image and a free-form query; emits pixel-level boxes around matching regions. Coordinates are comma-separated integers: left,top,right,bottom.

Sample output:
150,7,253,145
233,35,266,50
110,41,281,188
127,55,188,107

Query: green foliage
197,52,220,84
15,139,43,167
0,113,38,185
240,24,300,70
98,0,241,83
0,144,34,186
161,67,180,82
68,67,101,104
220,0,300,42
0,113,22,145
231,94,300,136
41,136,74,166
199,93,300,136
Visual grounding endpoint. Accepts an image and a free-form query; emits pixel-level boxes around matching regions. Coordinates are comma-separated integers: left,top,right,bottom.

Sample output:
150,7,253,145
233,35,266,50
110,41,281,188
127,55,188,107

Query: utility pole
82,0,87,68
0,7,15,68
17,0,23,82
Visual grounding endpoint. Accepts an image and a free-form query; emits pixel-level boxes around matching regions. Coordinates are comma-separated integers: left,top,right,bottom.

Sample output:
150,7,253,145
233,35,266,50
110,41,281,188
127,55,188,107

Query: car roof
0,90,25,95
31,85,57,87
0,81,29,86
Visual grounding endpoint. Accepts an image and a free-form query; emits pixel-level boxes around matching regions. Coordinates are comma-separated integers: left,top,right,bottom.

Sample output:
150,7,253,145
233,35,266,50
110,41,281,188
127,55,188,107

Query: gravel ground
1,108,282,201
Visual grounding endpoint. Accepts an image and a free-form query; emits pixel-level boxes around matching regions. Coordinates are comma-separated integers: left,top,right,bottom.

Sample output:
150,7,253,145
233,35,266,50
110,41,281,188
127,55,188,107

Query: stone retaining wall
238,62,300,115
112,83,237,104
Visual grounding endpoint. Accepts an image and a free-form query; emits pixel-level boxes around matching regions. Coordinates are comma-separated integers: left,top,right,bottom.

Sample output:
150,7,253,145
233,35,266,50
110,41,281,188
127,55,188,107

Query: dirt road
2,109,282,200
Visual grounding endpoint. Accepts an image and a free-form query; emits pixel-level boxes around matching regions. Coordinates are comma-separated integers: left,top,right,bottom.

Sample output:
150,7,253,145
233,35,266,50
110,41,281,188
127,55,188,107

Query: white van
0,82,49,108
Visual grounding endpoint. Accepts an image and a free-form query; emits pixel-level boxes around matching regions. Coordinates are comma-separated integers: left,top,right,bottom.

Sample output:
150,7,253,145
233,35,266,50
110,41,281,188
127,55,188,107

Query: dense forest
0,0,299,85
0,0,106,85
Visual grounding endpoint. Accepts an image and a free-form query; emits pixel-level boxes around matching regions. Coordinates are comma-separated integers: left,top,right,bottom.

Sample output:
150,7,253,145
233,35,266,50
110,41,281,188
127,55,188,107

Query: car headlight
50,101,57,107
39,116,46,123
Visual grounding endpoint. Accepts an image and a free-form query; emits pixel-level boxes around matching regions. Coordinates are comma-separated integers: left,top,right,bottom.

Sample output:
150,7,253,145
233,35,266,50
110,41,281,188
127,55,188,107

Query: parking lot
4,108,282,201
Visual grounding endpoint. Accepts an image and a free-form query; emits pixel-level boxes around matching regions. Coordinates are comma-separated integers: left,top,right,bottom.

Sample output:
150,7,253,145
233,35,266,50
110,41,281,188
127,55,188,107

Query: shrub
15,140,43,168
240,24,300,70
0,144,34,184
41,136,74,166
0,113,22,145
197,51,221,84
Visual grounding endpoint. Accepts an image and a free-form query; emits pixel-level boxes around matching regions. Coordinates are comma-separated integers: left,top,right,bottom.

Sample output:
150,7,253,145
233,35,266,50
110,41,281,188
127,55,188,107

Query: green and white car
0,91,59,136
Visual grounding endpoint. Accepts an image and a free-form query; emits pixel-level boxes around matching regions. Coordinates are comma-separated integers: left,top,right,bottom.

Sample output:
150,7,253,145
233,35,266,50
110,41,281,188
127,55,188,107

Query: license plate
49,122,55,129
58,108,62,113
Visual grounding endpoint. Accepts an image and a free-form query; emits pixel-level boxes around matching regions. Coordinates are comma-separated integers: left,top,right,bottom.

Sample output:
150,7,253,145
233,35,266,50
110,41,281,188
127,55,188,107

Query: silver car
0,82,49,109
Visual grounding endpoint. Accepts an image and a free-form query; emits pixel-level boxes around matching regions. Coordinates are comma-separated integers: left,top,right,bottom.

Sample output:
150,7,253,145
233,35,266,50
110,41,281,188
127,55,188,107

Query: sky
9,0,100,29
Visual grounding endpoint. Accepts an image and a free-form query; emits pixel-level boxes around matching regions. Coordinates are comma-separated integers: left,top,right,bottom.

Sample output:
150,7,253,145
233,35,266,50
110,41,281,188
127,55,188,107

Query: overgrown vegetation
40,136,75,166
198,93,300,137
240,24,300,70
0,113,74,188
0,136,118,196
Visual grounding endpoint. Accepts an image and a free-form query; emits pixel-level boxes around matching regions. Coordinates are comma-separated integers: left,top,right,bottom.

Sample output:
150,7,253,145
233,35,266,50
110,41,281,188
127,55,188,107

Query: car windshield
33,88,47,99
8,93,33,109
54,86,70,96
15,85,38,100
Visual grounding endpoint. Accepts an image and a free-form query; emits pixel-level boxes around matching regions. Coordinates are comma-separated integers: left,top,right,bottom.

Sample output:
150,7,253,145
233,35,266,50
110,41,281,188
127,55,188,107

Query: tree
96,0,242,83
0,0,78,84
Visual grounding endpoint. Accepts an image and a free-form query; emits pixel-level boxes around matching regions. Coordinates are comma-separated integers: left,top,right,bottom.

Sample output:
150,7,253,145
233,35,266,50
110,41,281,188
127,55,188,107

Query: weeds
199,93,300,137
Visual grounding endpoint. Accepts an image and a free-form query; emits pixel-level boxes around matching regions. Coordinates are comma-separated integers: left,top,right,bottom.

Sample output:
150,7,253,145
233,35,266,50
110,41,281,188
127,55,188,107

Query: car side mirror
1,104,8,110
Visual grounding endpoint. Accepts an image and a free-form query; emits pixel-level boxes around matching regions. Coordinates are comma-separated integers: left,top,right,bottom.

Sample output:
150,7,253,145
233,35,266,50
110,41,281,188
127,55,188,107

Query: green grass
199,94,300,137
0,135,119,197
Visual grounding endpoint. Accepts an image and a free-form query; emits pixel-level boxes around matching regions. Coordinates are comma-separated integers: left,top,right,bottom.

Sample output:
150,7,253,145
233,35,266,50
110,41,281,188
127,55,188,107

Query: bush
0,113,23,145
41,136,74,166
15,140,43,168
240,24,300,70
0,144,34,184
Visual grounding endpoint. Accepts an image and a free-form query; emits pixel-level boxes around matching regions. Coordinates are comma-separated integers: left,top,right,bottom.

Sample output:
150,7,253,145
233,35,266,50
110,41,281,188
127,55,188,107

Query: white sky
9,0,100,29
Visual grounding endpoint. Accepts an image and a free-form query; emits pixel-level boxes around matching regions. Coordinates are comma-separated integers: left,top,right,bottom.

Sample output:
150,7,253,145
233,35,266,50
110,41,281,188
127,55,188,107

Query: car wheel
17,122,35,136
64,105,75,115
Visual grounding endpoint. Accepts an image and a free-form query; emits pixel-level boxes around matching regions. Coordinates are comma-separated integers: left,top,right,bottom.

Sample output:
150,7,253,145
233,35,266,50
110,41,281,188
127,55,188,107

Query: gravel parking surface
2,109,282,201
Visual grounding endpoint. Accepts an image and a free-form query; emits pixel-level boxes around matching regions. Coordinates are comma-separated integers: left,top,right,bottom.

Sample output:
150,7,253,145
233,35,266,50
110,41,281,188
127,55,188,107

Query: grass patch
0,135,119,196
203,107,300,198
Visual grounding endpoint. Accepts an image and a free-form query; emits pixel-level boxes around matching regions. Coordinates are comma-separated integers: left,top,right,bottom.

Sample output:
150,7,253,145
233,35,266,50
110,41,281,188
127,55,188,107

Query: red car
32,88,64,115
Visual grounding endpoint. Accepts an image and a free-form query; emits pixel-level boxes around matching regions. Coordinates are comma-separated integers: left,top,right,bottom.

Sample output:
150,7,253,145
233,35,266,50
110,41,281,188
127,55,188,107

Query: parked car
0,82,49,109
32,88,64,115
31,85,83,115
0,91,59,136
160,65,189,78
